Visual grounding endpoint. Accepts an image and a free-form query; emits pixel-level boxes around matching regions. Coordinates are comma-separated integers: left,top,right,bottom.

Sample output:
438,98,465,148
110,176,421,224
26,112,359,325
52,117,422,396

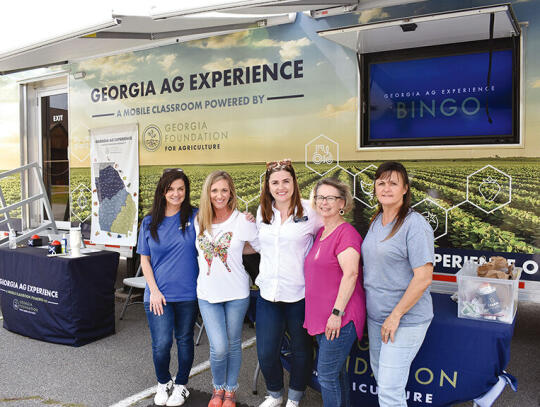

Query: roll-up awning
0,8,295,75
151,0,357,18
317,4,520,54
0,0,433,74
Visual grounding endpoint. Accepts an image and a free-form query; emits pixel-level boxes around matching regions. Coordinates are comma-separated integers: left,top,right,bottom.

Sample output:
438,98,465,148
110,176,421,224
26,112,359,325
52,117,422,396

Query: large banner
89,124,139,246
67,9,539,283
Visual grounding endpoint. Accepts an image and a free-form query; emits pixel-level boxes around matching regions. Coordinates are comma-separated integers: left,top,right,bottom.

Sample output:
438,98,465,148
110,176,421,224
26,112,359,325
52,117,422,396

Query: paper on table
47,253,88,258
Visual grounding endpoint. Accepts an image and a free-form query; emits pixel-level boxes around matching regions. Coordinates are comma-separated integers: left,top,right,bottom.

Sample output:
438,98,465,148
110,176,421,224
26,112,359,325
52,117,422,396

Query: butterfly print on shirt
197,231,233,275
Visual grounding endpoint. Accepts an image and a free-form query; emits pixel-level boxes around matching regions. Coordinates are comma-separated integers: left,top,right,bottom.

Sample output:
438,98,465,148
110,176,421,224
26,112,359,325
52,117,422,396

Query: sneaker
154,380,173,406
166,384,190,406
259,395,283,407
285,400,299,407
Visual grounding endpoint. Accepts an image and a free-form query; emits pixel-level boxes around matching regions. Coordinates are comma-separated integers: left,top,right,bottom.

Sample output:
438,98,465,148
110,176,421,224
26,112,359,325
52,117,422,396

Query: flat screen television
360,38,519,147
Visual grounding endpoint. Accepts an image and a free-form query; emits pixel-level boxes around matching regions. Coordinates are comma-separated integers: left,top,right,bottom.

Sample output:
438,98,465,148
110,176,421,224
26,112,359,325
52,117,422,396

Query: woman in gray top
361,161,434,407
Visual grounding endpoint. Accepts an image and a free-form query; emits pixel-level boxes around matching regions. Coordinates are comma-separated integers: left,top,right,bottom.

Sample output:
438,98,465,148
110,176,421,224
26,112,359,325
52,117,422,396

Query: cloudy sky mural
0,0,538,169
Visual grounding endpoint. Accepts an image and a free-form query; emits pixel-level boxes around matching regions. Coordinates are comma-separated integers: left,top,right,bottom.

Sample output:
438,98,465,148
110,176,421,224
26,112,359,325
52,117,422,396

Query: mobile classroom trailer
0,0,538,300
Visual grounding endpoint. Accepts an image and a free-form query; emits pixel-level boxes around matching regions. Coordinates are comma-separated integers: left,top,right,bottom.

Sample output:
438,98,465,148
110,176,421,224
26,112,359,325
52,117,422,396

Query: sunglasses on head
266,159,292,171
163,168,183,174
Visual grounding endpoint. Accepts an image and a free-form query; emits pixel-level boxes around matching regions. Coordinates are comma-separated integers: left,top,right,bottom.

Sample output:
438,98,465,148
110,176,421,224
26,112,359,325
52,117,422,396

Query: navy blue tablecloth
0,247,119,346
279,293,515,406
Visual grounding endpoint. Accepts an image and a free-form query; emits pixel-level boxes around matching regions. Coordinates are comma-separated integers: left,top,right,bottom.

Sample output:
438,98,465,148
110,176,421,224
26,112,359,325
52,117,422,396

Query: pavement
0,301,324,407
1,261,539,407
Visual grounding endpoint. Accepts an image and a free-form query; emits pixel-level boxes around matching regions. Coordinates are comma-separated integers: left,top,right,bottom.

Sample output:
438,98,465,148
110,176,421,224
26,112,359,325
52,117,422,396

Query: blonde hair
310,177,354,214
197,171,237,235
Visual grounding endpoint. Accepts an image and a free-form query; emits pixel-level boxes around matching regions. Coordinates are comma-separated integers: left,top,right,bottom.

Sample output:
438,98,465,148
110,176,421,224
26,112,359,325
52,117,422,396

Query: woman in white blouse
196,170,258,407
252,160,321,407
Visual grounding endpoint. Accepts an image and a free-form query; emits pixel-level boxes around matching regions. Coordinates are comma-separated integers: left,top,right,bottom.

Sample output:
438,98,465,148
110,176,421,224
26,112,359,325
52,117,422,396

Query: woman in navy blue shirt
137,169,199,407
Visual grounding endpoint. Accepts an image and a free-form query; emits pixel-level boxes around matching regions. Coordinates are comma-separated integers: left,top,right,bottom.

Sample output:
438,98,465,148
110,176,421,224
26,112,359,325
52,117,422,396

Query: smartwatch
332,308,345,317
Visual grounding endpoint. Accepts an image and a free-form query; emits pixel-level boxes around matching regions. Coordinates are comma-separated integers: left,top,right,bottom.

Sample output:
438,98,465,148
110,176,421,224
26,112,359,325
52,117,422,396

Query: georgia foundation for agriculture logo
142,124,162,152
13,299,19,310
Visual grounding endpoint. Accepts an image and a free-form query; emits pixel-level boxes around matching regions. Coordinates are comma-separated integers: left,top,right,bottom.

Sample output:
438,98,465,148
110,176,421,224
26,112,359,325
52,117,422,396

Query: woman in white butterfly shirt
195,170,257,407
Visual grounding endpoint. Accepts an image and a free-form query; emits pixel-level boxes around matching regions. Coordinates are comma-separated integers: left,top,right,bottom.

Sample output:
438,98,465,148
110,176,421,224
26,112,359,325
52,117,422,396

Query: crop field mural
65,158,539,255
0,173,21,220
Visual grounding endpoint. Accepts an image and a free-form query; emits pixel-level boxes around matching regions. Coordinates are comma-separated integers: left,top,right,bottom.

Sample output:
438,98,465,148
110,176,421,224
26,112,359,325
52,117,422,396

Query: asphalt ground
0,301,324,407
1,262,539,407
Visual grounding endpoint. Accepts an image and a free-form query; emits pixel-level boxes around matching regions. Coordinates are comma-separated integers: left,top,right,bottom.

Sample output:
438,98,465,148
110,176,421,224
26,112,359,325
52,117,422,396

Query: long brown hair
370,161,412,240
260,161,303,224
197,171,237,235
148,170,193,242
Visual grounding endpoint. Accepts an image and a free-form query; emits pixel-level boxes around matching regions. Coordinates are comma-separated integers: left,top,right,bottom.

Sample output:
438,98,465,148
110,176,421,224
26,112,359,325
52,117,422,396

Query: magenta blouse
303,222,366,339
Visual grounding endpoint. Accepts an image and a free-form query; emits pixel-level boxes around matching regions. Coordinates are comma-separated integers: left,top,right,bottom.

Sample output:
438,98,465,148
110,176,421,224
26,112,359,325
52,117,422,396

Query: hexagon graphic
71,183,92,223
237,196,259,212
259,171,267,195
466,165,511,214
305,135,339,176
70,137,90,163
412,198,448,240
353,165,378,208
235,174,261,212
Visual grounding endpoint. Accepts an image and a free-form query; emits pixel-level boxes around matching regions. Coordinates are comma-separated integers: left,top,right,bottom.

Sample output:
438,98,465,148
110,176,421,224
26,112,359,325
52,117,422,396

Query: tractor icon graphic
312,145,333,165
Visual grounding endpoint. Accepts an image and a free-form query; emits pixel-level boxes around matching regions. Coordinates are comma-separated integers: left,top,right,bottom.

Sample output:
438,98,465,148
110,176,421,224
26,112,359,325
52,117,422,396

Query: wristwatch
332,308,345,317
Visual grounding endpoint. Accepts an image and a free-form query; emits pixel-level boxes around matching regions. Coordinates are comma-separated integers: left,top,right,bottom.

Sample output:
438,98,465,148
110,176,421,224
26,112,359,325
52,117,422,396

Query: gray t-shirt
362,210,434,326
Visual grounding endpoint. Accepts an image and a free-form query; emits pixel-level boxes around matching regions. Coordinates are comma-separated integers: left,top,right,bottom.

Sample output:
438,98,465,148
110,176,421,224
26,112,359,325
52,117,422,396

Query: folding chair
119,264,146,320
119,264,206,345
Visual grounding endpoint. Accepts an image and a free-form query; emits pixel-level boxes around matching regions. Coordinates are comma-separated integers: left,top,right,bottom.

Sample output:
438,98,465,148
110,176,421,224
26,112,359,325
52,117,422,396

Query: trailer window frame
358,37,521,148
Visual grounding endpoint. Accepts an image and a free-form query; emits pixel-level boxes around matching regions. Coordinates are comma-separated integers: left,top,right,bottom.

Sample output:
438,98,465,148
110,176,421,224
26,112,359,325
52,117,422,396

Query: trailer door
20,75,70,230
38,90,70,229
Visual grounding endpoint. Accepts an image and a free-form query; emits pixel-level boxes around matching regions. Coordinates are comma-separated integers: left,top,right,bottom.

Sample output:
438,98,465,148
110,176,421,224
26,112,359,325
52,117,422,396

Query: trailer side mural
0,77,22,220
0,0,538,285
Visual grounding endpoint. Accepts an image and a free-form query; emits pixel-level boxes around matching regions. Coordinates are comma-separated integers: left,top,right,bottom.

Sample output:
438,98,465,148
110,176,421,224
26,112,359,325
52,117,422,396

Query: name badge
293,215,308,223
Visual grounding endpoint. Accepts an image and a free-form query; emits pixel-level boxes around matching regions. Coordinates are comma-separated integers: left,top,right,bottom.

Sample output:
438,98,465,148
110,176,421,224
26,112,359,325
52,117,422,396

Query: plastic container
9,229,17,249
457,261,521,324
69,227,82,257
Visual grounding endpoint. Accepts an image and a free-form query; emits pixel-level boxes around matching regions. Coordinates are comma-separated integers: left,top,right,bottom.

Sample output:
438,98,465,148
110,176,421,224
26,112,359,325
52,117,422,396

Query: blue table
0,247,119,346
280,293,516,406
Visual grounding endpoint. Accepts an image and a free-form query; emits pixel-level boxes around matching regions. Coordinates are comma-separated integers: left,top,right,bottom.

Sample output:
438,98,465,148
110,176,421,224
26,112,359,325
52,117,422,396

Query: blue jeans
256,297,313,402
316,321,357,407
367,318,431,407
144,300,198,385
198,297,250,391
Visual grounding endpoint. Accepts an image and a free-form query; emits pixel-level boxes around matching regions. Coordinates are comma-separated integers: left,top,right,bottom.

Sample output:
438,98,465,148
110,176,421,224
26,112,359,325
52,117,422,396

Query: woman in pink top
304,178,366,407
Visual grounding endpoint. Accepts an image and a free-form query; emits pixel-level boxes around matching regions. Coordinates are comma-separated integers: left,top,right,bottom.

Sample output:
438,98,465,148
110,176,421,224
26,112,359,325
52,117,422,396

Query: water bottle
9,229,17,249
478,283,502,315
61,233,68,254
